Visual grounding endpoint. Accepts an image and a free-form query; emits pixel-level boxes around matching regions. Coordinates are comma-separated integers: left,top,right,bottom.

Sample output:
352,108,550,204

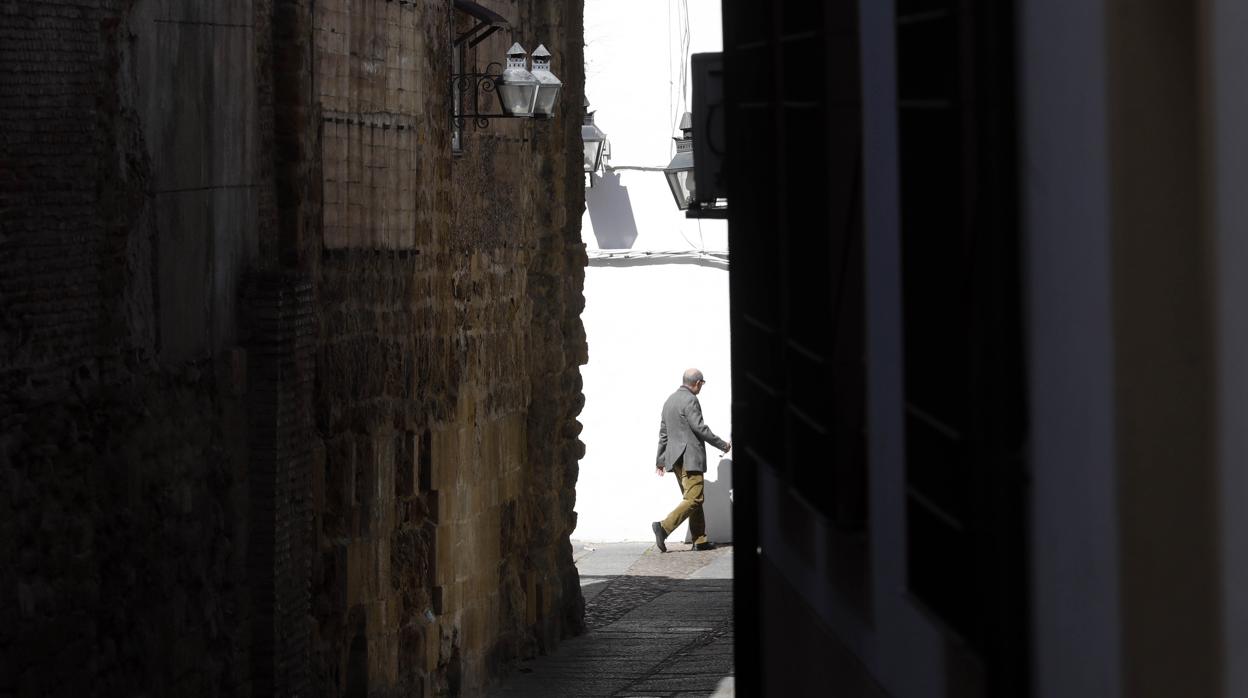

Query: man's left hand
655,466,665,477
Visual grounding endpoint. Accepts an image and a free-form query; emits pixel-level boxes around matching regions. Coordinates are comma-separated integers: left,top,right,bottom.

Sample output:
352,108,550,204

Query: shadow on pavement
490,576,734,697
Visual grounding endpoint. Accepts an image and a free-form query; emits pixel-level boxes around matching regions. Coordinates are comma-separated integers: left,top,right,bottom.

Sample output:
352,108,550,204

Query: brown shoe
651,522,668,553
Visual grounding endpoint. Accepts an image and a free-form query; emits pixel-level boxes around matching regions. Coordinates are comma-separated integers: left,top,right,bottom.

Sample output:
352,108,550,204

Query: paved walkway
490,541,734,697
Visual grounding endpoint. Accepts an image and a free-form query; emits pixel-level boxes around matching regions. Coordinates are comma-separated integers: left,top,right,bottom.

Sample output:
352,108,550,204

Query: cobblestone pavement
490,542,734,698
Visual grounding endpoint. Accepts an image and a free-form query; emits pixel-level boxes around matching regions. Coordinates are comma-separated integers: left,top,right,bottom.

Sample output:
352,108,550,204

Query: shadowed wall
0,1,588,695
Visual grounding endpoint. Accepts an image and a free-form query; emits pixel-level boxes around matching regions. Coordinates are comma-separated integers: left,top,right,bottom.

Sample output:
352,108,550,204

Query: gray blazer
656,386,729,473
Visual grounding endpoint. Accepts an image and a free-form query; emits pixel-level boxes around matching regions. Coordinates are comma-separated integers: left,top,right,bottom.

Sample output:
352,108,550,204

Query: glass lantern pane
497,84,536,116
682,170,697,203
583,140,603,172
534,85,560,116
665,169,695,210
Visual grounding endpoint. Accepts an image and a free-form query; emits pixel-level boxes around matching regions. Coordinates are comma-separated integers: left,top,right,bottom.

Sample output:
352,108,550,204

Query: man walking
652,368,730,552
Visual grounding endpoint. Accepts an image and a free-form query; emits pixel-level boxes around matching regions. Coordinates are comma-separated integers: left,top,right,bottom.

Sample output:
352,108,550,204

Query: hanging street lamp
663,112,696,210
495,43,539,117
530,44,562,118
582,99,607,187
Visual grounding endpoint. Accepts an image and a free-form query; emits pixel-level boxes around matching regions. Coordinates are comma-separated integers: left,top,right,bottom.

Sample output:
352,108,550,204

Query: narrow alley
12,0,1248,696
491,543,735,697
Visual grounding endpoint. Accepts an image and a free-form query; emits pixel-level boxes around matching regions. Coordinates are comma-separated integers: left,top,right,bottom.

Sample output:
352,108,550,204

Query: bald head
682,368,706,390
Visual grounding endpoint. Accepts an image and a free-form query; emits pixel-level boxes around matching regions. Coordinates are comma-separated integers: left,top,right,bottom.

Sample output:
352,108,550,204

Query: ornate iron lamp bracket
451,62,553,131
452,62,505,130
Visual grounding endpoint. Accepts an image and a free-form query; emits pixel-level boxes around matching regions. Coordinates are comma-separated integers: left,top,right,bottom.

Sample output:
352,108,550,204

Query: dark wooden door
896,1,1029,695
724,0,1029,695
723,2,869,695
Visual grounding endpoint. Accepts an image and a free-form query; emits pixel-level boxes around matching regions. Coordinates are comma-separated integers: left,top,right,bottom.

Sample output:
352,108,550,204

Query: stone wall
309,1,587,695
1,0,587,695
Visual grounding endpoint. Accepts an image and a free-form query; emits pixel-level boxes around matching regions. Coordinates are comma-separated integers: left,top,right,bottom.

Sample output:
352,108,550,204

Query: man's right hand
723,441,732,454
655,466,665,477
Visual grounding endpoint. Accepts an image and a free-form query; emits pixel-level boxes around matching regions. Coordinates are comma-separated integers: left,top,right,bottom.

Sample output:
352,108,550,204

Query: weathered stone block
346,540,377,606
431,586,445,616
395,430,417,498
525,571,538,626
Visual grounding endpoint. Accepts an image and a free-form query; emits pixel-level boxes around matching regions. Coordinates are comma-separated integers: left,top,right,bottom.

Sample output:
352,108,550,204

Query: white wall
574,0,731,543
575,264,732,543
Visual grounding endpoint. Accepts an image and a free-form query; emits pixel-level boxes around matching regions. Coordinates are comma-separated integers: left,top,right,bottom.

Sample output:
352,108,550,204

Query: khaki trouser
660,463,707,545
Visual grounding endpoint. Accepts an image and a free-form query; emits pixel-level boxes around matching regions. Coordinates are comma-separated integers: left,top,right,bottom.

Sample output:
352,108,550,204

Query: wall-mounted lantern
530,45,562,118
496,43,540,117
582,99,608,187
663,112,696,210
663,110,727,218
449,2,561,142
451,43,561,129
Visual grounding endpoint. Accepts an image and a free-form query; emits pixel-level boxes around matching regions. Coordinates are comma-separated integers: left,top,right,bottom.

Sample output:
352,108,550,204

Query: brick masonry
1,0,588,695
